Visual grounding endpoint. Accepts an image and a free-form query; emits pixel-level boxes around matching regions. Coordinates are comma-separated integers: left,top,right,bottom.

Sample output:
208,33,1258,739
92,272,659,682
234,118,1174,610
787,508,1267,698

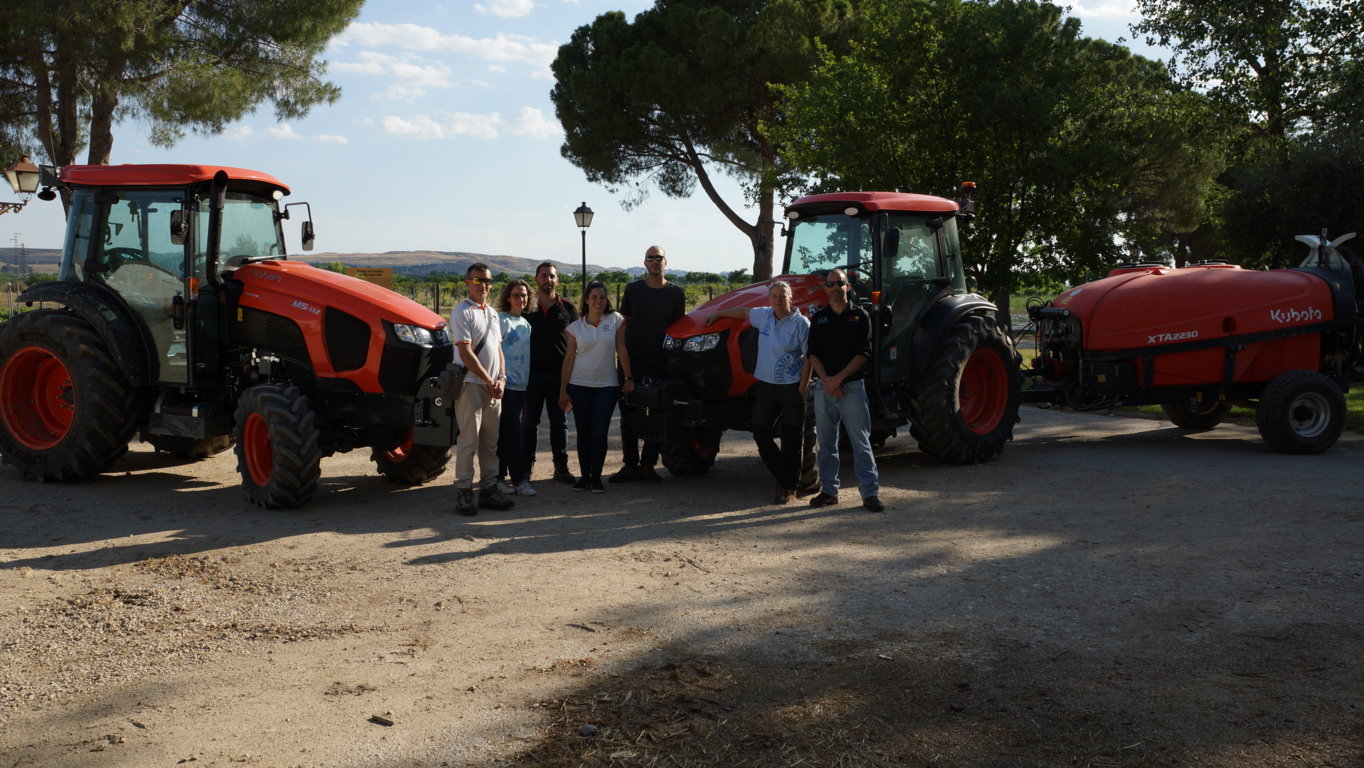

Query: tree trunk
751,176,776,281
990,287,1013,333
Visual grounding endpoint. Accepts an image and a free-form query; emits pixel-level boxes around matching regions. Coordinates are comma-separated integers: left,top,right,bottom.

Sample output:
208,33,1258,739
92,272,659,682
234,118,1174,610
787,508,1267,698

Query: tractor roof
787,191,958,216
57,164,290,194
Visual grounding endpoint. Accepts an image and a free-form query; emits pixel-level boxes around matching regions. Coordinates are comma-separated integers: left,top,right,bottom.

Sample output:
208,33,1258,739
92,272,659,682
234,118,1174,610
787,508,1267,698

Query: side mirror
169,210,186,245
301,220,315,251
882,228,900,261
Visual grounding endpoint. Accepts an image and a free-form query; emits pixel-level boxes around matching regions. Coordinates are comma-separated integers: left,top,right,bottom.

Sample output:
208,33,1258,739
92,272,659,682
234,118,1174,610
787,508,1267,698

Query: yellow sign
348,267,394,290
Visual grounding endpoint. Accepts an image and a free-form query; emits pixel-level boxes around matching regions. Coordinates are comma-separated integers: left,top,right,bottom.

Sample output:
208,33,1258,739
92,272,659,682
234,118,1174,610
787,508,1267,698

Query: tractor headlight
393,323,435,346
682,333,721,353
663,334,683,350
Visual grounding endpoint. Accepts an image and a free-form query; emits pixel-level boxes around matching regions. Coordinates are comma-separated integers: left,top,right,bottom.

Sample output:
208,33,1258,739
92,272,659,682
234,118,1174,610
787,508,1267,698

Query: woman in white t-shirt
558,281,634,493
495,279,535,497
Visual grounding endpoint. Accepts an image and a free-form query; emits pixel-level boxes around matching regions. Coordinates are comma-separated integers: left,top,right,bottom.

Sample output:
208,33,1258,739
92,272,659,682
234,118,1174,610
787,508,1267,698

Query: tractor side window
60,191,97,282
92,190,187,298
884,215,939,280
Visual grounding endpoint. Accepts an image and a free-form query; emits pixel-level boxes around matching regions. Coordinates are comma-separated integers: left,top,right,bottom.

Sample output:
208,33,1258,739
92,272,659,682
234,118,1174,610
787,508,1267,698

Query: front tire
233,384,321,508
372,432,450,485
0,310,142,481
1161,400,1231,430
1256,370,1345,454
661,426,722,477
908,314,1022,463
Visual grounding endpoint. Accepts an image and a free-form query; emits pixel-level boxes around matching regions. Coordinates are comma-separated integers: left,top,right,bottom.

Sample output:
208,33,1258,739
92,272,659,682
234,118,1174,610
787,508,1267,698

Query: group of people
447,247,684,515
446,249,883,516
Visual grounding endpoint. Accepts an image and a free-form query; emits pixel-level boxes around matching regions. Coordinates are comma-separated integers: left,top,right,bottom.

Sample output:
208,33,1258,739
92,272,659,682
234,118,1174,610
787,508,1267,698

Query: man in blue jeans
802,268,884,512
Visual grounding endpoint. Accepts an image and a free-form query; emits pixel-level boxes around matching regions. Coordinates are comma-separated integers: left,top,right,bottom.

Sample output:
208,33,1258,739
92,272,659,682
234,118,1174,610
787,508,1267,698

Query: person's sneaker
571,477,591,492
455,488,477,516
495,478,517,495
862,495,885,512
639,465,663,484
553,465,577,484
479,487,516,511
609,465,643,483
809,491,838,508
590,477,606,493
773,482,794,504
515,480,537,497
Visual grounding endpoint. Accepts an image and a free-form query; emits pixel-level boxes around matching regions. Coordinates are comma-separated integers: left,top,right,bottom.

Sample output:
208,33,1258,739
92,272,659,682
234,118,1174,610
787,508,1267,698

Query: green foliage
316,261,349,274
769,0,1223,293
727,268,752,285
0,0,363,167
1134,0,1364,266
551,0,855,280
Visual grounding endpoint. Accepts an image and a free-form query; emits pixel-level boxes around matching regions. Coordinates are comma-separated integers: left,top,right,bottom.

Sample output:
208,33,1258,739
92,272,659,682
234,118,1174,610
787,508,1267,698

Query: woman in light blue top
496,279,535,496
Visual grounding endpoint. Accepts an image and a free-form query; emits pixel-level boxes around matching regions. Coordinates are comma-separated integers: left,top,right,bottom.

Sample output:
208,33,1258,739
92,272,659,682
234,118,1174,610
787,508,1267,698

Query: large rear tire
0,310,142,481
233,384,321,508
661,427,722,477
908,314,1022,463
1161,400,1231,430
372,432,450,485
1256,370,1345,454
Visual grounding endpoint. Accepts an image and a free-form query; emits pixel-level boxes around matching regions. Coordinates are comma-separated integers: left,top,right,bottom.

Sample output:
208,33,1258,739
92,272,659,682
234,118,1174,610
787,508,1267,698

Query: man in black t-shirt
803,268,884,512
614,245,686,483
522,262,580,484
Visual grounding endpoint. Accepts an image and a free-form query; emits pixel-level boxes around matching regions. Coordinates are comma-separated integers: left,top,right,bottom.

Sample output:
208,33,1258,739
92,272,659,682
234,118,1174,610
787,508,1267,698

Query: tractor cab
781,191,968,387
53,165,313,386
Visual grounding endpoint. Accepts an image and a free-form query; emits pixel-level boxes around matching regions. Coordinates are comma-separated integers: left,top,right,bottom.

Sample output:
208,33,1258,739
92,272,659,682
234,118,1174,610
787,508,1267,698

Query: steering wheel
103,246,179,279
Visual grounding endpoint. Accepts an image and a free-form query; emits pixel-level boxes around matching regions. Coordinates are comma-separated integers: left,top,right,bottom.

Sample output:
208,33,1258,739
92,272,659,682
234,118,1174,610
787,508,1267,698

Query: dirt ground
2,407,1362,768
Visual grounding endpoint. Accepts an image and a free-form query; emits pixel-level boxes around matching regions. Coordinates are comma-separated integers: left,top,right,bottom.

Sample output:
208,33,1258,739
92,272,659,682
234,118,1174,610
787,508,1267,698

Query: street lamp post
1,156,41,216
573,201,594,301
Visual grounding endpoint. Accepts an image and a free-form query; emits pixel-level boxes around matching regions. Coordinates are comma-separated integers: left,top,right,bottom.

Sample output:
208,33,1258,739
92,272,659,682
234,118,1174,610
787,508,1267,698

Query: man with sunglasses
523,262,580,485
450,263,515,515
613,245,686,483
802,268,884,512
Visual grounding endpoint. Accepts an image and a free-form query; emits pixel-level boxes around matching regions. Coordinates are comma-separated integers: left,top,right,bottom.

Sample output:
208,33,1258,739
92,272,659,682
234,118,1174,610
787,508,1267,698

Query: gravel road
2,407,1361,767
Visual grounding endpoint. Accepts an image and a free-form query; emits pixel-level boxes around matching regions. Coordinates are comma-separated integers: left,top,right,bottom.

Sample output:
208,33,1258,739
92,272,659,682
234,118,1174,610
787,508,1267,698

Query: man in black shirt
802,268,884,511
522,262,579,484
613,245,687,483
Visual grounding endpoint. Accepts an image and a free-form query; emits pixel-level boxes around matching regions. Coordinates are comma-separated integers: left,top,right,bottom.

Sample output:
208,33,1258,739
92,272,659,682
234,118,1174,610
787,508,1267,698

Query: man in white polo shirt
706,280,811,503
450,262,515,516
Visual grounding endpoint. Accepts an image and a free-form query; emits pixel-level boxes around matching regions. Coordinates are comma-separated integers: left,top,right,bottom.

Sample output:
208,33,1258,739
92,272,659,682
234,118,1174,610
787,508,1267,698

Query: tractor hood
666,274,826,339
231,261,448,393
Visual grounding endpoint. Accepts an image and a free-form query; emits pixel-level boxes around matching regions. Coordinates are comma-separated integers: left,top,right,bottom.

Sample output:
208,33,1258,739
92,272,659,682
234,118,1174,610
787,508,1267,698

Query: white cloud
380,115,447,140
332,51,454,88
1068,0,1137,19
377,107,560,140
375,85,429,101
314,134,350,144
266,124,303,140
221,126,256,142
506,106,560,139
475,0,534,18
333,22,557,73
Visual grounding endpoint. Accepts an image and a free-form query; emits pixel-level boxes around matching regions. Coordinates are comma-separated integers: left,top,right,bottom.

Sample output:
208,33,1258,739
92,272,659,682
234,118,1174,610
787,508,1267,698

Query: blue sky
4,0,1153,274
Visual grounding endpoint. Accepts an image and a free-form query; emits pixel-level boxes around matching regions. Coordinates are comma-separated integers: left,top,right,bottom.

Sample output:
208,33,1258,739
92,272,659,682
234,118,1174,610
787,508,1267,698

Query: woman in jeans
558,281,634,493
495,279,535,496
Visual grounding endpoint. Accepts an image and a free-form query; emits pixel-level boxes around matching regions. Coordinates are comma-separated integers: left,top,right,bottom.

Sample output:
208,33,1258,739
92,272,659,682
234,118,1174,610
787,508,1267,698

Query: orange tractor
0,164,457,507
625,187,1024,474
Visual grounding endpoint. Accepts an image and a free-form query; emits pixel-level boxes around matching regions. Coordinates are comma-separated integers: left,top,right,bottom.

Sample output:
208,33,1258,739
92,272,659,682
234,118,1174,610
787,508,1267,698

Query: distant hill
295,250,644,278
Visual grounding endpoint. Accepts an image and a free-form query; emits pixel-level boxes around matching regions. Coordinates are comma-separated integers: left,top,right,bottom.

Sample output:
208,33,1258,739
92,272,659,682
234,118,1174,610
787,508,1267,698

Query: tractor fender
905,293,1001,378
18,281,156,386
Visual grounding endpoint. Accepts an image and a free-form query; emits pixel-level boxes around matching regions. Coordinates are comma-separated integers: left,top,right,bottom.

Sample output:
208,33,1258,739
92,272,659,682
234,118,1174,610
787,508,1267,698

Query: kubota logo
291,300,321,315
1269,306,1322,324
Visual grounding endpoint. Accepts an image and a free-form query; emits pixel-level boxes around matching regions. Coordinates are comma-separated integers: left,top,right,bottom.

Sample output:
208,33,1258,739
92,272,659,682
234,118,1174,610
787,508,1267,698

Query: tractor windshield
786,214,872,275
